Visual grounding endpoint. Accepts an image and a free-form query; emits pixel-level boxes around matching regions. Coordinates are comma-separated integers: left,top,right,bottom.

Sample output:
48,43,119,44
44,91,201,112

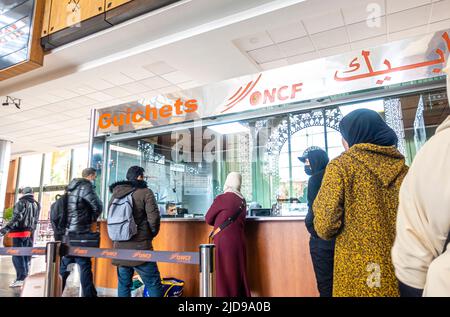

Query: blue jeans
117,262,164,297
12,237,32,281
60,256,97,297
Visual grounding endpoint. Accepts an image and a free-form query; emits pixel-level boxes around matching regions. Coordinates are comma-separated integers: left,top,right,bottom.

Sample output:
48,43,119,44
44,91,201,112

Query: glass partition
104,88,449,217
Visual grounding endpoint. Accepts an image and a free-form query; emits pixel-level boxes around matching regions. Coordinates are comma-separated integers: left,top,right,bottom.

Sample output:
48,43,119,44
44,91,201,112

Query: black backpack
50,193,68,241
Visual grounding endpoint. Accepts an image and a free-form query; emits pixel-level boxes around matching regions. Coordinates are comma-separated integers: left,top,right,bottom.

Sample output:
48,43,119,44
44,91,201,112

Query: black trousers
60,256,97,297
309,237,335,297
398,280,423,297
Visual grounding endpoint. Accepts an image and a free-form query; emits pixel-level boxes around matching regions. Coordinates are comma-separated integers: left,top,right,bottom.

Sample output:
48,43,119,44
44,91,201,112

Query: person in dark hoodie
0,187,40,288
298,147,335,297
59,167,103,297
109,166,164,297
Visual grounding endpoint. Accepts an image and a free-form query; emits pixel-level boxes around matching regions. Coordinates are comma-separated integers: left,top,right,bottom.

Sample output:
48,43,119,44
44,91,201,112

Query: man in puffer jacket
0,187,40,287
60,168,103,297
392,60,450,297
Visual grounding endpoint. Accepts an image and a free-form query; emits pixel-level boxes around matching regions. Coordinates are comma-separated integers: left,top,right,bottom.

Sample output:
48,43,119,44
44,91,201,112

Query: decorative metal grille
384,98,407,155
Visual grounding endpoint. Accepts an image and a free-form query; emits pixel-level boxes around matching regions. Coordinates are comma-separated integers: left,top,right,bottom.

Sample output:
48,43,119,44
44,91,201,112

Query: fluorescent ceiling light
110,145,141,156
207,122,249,135
340,100,384,116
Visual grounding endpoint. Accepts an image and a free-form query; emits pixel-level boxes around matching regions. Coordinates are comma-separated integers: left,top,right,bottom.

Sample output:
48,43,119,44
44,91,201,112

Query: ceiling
0,0,449,157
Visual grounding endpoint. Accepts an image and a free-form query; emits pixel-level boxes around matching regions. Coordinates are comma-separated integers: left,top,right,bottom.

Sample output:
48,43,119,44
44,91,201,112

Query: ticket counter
93,218,318,297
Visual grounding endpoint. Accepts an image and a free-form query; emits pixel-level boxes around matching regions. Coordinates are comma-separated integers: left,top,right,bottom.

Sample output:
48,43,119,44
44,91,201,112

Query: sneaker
9,280,24,288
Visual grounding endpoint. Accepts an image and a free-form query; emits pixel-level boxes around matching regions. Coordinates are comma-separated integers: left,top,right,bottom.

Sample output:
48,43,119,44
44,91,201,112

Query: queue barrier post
43,241,63,297
199,244,215,297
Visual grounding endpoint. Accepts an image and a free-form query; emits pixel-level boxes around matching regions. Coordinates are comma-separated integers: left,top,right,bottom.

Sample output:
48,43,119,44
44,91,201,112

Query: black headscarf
308,149,329,174
339,109,398,147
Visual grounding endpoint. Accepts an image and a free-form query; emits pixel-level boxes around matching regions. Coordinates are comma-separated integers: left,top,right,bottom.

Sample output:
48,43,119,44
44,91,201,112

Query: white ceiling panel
86,92,115,102
35,93,64,104
233,32,274,51
319,44,352,58
49,89,79,99
158,85,181,94
259,58,289,71
347,17,387,42
121,82,149,94
428,18,450,33
161,71,192,84
102,87,131,98
267,23,307,43
277,36,315,57
310,27,349,50
70,96,98,107
387,6,431,33
83,78,115,90
140,76,173,89
430,0,450,23
68,85,98,95
286,51,320,64
120,67,156,81
101,72,135,86
342,0,385,24
350,35,387,50
177,81,202,90
388,25,429,41
303,10,345,34
387,0,431,14
142,62,177,75
248,45,283,64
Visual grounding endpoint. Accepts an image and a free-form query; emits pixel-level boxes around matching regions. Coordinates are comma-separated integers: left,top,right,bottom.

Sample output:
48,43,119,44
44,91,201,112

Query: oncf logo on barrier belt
101,250,118,257
73,248,88,256
170,253,192,263
132,251,152,260
6,249,19,255
31,248,46,255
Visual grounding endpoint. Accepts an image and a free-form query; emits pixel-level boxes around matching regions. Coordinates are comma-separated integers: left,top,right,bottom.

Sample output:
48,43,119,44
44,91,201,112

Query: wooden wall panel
105,0,133,11
94,220,318,297
48,0,105,34
41,0,52,37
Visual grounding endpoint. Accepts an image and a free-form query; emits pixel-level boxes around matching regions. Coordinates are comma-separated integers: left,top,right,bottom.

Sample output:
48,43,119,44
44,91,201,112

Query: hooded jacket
392,115,450,296
304,150,332,241
313,143,408,297
108,180,160,267
3,194,40,233
66,178,103,233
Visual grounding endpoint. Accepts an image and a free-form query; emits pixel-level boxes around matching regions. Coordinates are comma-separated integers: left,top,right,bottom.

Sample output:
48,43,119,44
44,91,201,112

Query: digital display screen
0,0,35,70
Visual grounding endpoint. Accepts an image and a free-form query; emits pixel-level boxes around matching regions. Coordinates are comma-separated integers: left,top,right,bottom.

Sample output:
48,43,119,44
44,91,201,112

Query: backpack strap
208,199,246,243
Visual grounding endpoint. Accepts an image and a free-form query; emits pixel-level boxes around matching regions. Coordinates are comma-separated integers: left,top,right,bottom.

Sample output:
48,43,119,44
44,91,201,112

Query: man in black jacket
299,147,335,297
60,168,103,297
0,187,40,288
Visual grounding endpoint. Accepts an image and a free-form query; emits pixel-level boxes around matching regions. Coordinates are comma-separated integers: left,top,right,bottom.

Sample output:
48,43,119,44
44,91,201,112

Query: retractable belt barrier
0,242,215,297
66,247,199,265
0,247,46,256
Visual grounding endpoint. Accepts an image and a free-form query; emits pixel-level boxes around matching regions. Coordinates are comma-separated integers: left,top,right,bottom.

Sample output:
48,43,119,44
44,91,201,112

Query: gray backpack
107,191,137,242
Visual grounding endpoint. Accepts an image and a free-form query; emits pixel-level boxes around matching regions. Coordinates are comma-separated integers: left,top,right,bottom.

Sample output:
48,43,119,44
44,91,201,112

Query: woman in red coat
205,172,251,297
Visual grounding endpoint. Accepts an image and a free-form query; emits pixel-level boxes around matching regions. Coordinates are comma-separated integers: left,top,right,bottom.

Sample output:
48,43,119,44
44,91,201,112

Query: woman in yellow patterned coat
313,109,408,297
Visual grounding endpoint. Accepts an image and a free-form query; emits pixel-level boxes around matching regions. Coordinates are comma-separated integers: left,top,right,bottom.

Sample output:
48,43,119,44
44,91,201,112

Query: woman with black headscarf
313,109,408,297
299,147,335,297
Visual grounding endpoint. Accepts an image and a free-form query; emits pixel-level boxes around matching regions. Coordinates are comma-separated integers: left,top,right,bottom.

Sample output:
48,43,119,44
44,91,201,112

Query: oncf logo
222,73,303,113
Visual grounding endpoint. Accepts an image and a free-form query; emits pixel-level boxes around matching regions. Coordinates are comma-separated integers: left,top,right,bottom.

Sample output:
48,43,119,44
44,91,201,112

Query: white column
0,140,12,218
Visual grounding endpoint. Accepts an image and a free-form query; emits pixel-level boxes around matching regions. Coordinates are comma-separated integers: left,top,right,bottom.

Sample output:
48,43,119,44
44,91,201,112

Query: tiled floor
0,255,83,297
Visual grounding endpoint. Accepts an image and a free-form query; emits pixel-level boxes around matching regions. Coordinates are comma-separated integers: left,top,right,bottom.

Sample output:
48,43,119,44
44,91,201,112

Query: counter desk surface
94,218,318,297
